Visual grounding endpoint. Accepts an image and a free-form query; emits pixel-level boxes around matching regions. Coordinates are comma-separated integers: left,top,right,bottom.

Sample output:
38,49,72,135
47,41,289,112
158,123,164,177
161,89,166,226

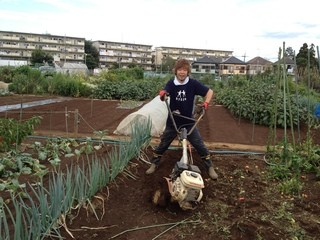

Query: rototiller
152,94,206,210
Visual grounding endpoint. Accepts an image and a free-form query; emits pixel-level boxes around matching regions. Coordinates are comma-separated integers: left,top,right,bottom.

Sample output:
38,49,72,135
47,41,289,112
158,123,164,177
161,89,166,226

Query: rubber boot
202,155,218,180
146,163,157,175
208,166,218,180
146,154,161,175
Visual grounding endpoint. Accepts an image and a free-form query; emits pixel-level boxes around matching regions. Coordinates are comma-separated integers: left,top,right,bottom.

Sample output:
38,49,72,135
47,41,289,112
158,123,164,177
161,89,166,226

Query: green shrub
215,78,309,128
93,78,165,100
9,69,45,94
0,116,42,152
0,66,15,83
48,73,92,97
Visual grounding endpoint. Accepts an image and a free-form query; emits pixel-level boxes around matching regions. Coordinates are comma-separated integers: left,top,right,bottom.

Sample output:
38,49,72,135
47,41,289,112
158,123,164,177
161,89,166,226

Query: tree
296,43,318,76
84,40,99,70
295,43,320,89
31,49,53,65
161,56,175,73
285,47,295,59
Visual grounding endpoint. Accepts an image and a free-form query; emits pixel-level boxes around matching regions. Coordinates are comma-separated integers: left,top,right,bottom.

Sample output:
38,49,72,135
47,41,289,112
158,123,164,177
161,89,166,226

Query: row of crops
0,115,152,238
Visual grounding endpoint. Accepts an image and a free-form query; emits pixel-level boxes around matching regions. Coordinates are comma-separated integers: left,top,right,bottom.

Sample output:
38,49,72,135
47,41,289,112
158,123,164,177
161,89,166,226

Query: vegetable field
0,95,319,239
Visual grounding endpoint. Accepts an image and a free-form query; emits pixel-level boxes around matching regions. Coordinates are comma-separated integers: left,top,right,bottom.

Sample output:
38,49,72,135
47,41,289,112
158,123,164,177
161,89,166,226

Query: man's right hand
159,90,168,101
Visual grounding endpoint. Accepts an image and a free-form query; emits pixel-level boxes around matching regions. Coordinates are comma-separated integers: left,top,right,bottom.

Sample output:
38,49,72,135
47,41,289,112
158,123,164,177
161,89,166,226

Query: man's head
174,59,190,82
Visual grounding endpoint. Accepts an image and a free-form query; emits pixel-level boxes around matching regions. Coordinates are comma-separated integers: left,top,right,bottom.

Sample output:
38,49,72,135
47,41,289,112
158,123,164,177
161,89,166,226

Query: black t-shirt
164,77,209,128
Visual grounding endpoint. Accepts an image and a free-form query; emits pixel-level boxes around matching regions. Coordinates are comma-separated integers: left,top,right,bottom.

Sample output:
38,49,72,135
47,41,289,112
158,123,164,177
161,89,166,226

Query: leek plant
0,119,151,239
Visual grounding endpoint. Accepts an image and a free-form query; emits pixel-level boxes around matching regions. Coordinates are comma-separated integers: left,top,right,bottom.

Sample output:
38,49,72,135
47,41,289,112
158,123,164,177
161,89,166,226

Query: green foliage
0,151,46,181
8,68,92,97
9,68,45,94
196,73,216,89
14,65,33,75
267,140,320,180
47,73,91,97
93,76,165,100
83,67,154,99
296,43,318,74
0,120,151,239
0,66,15,83
108,67,144,80
85,40,99,70
214,77,313,128
161,56,175,73
30,49,54,65
0,116,42,152
277,178,303,196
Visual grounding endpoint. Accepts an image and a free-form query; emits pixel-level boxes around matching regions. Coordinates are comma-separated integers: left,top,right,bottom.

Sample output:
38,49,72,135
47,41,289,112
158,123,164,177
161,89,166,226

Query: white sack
113,96,168,137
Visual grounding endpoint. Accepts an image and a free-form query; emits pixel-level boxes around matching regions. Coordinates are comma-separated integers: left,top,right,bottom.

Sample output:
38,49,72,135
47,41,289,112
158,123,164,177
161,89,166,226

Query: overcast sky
1,0,319,62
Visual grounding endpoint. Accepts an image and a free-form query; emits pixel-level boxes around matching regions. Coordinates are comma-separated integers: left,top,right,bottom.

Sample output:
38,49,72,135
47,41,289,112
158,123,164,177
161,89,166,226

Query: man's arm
204,89,213,104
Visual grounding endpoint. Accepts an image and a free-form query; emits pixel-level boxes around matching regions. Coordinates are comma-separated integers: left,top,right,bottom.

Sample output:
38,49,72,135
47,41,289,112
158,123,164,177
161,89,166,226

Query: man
146,58,218,180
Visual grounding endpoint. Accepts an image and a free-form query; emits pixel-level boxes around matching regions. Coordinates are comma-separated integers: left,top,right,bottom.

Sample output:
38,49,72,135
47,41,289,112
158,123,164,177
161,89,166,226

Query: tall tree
296,43,318,75
296,43,320,89
84,40,99,70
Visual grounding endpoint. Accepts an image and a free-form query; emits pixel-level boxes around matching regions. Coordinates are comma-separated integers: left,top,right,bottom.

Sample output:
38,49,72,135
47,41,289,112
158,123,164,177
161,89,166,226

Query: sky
1,0,319,62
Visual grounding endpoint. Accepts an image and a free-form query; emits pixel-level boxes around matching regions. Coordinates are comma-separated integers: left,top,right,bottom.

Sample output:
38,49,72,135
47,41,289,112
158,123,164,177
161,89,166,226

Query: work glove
202,101,209,111
159,90,168,101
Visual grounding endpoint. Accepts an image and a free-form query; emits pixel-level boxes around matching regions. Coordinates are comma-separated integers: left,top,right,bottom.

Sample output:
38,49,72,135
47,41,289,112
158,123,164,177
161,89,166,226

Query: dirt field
1,94,320,240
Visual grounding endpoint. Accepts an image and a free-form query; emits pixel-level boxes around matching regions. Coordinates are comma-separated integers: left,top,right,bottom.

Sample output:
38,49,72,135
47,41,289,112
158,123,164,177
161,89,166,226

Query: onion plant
0,119,151,239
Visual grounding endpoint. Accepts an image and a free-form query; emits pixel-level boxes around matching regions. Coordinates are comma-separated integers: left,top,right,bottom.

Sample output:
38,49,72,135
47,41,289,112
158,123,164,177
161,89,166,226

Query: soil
1,94,320,240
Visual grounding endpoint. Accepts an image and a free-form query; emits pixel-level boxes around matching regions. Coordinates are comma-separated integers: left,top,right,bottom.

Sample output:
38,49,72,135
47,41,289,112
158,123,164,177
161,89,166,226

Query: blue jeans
152,124,212,168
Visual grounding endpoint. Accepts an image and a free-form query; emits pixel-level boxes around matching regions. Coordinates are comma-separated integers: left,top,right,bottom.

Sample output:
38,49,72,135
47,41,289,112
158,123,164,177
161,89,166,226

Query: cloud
261,31,307,39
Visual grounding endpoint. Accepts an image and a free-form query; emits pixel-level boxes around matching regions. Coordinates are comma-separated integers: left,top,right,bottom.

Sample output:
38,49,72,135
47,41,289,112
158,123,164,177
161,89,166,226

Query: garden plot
0,95,319,240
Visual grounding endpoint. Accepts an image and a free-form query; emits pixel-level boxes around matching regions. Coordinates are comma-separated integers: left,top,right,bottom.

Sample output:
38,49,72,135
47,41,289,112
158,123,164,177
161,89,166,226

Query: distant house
273,57,295,75
246,56,273,75
219,56,246,75
191,55,222,75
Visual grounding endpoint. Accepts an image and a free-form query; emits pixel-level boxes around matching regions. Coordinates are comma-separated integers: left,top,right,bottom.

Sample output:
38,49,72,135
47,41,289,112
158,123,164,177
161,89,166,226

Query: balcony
7,52,21,56
76,41,84,46
26,37,37,42
1,36,19,41
41,39,59,44
3,44,19,48
42,46,58,51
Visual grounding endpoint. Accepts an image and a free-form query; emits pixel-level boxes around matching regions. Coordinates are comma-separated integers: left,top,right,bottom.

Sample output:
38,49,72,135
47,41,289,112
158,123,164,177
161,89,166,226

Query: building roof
156,46,233,53
0,30,85,40
246,56,272,65
193,55,222,64
222,56,245,64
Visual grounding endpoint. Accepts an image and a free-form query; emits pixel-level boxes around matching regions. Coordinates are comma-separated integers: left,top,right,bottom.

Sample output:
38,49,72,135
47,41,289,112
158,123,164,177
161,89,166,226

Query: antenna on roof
241,53,247,62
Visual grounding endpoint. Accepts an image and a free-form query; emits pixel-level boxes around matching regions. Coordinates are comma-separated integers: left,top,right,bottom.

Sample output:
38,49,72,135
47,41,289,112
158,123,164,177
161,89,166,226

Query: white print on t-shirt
176,90,186,101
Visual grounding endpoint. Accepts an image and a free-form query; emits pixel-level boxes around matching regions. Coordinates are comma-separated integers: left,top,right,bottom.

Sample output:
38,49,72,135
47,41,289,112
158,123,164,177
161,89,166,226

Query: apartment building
0,30,237,72
0,30,85,65
154,46,232,67
92,40,153,70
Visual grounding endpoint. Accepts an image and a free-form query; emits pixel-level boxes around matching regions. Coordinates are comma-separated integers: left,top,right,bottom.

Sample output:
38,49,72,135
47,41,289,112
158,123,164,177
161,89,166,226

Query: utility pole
242,53,247,62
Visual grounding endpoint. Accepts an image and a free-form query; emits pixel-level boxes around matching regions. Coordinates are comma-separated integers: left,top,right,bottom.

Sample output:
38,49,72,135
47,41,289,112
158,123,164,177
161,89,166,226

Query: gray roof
194,55,222,64
222,56,245,65
246,56,272,65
